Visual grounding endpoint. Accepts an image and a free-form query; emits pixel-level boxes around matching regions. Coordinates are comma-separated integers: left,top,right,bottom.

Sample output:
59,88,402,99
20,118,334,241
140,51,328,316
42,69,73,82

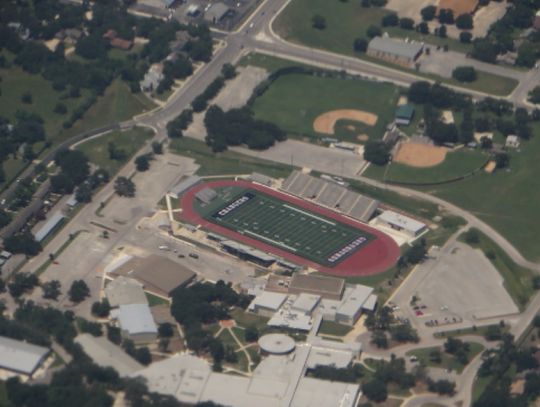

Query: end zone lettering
212,193,256,219
326,236,368,263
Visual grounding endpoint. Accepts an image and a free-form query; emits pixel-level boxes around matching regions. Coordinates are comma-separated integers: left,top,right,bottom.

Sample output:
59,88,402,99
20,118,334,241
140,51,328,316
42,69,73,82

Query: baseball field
251,73,398,143
181,180,400,275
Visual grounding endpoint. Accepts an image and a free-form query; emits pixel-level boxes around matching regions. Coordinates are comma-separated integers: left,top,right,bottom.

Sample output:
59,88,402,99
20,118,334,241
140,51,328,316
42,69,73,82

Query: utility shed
395,105,415,126
367,37,424,67
0,336,50,377
376,210,427,237
75,334,143,376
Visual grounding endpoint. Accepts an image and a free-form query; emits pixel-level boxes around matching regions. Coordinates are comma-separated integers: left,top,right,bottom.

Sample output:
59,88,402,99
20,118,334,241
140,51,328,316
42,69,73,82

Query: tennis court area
199,188,375,267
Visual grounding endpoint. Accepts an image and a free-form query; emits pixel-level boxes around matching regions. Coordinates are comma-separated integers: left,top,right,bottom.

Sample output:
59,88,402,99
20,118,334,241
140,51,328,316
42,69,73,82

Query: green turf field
195,187,375,267
251,73,398,143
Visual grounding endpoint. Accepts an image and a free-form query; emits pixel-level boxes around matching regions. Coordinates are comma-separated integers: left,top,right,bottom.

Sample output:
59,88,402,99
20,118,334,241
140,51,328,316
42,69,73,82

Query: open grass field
230,309,269,329
75,127,154,177
405,342,484,374
318,320,354,336
273,0,473,58
251,73,399,143
194,186,376,268
168,137,298,179
411,122,540,262
381,150,488,184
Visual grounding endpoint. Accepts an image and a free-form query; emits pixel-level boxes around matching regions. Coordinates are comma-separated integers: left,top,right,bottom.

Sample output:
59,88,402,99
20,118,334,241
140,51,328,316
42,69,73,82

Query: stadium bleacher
281,172,379,223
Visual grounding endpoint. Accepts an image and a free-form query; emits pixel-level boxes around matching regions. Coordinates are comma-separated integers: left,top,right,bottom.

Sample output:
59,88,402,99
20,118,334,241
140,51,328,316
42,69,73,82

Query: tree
42,280,61,300
245,325,259,342
456,13,473,29
460,31,473,43
429,379,456,395
420,5,437,21
3,233,41,256
221,63,237,80
405,244,426,264
438,9,454,24
382,13,399,27
353,38,368,52
495,153,509,169
439,24,447,38
91,298,111,317
533,275,540,290
134,347,152,365
399,18,415,30
166,119,184,138
452,66,477,82
114,176,136,197
362,379,388,402
471,39,498,63
418,22,429,34
484,324,502,341
158,323,175,338
159,338,170,352
311,14,326,30
108,141,127,161
371,331,388,349
21,92,33,104
107,325,122,345
68,279,90,303
135,155,150,172
430,349,442,363
363,141,390,165
151,141,163,154
516,42,539,68
390,325,419,343
8,272,39,297
366,25,382,38
408,81,431,104
23,145,35,162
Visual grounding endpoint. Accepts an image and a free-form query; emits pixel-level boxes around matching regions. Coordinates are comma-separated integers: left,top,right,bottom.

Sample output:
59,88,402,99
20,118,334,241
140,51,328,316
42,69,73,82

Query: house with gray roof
367,37,424,67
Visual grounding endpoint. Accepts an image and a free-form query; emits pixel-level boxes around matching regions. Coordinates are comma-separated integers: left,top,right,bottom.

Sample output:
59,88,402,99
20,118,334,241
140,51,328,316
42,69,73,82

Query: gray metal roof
248,173,273,186
0,251,12,259
336,284,374,317
66,194,78,207
75,333,143,376
34,212,65,242
368,37,423,60
0,336,50,375
377,210,426,233
169,175,202,197
195,187,218,204
258,334,296,354
104,276,149,308
112,304,158,335
204,3,230,21
221,240,276,261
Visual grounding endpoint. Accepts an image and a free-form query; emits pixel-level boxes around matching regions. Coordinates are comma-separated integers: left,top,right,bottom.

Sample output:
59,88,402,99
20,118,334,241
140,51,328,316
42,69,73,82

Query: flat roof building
367,37,423,67
108,254,196,298
248,172,273,186
111,304,158,343
288,273,345,301
104,276,149,308
204,3,230,23
0,336,50,378
335,284,374,326
291,293,321,315
248,292,288,317
169,175,202,199
33,212,65,242
195,187,218,204
375,210,427,237
75,334,143,376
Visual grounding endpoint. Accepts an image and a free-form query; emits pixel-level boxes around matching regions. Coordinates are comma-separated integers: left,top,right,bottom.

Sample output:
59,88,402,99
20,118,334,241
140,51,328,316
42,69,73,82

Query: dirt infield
314,110,378,135
180,181,400,276
394,142,449,167
485,161,496,173
357,134,369,141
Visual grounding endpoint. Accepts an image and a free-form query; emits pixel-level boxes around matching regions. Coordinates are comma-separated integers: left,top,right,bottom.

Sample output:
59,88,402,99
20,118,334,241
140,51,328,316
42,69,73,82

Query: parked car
178,254,185,258
189,253,199,259
413,306,420,310
415,311,424,316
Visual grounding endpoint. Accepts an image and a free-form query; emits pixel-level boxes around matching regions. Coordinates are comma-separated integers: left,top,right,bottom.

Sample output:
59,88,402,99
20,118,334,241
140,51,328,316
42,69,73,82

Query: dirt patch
394,142,449,167
347,125,356,131
357,134,369,141
220,319,236,328
313,110,378,135
484,161,496,173
44,38,61,51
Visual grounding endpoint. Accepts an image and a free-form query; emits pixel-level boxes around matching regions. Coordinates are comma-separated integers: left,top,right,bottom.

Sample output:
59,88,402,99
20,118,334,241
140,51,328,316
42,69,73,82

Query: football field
203,188,375,267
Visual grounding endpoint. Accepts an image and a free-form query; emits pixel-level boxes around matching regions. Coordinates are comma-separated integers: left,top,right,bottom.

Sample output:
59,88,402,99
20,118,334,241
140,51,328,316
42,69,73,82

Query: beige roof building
104,276,148,308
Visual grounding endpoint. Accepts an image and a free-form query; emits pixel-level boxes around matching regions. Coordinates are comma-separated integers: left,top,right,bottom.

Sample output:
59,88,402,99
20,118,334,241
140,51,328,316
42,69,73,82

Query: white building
110,304,158,343
0,336,50,380
375,210,427,237
248,292,288,317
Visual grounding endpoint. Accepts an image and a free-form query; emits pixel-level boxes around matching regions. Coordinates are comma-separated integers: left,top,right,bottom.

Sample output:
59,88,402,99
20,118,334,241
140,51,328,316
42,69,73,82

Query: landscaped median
405,341,484,374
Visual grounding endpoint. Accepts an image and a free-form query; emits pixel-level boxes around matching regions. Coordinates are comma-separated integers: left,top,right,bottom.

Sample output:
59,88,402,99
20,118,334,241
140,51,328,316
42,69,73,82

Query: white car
159,246,169,251
249,23,254,28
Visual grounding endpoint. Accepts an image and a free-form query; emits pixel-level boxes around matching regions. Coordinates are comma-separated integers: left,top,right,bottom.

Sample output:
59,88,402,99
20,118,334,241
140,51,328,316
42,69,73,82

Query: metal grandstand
281,171,379,223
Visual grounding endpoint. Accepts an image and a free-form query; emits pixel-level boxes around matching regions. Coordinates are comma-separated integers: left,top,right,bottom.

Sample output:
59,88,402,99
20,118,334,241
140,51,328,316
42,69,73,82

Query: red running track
180,181,400,276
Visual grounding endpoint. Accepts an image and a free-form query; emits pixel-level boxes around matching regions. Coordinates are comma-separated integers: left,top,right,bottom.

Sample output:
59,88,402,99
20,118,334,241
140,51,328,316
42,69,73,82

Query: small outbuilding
204,3,230,23
375,210,427,237
395,105,415,126
506,135,520,148
169,175,202,199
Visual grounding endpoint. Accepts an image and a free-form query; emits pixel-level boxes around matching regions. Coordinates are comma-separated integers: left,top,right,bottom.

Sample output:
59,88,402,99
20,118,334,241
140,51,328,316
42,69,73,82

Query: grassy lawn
251,73,399,143
405,342,484,374
50,351,66,368
318,320,354,337
237,52,313,72
379,150,489,184
457,229,535,309
145,292,170,307
410,122,540,262
472,375,492,403
226,349,249,372
168,137,298,178
217,328,240,350
434,323,510,339
232,326,246,344
0,382,8,405
230,309,270,329
75,127,155,176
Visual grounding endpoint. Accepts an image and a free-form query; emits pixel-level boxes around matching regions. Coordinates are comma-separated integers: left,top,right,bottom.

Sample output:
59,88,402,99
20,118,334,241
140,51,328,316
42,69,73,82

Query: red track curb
180,181,400,276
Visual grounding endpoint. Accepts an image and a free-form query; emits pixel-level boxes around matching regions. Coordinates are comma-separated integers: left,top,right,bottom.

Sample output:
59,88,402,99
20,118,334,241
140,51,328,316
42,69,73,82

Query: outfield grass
405,342,484,374
457,228,535,309
75,127,155,176
318,320,353,337
252,73,399,143
374,150,489,184
168,137,298,178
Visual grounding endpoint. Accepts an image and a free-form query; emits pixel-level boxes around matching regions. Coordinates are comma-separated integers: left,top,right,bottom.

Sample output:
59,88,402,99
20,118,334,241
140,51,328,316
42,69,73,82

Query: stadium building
375,210,427,237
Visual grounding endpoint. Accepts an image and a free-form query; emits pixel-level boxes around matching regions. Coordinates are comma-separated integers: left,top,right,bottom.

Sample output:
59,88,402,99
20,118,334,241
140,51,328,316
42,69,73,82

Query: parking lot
391,242,519,333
